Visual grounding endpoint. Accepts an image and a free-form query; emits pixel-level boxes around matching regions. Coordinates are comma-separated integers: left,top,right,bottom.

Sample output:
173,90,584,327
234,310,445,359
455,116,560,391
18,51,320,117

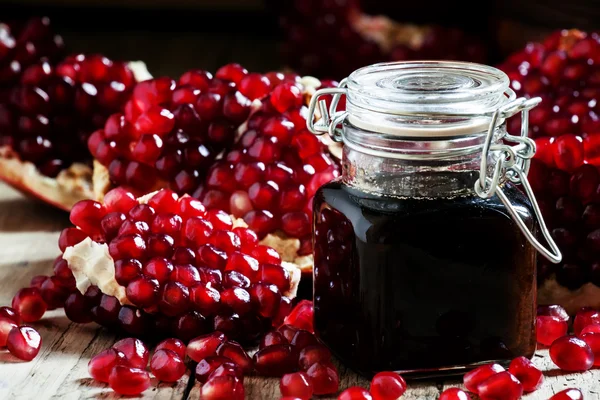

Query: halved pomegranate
273,1,487,78
498,29,600,313
0,17,150,211
58,188,300,343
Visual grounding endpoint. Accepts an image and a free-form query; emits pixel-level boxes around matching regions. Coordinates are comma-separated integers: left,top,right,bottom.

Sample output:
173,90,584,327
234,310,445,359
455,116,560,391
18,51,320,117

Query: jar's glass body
312,123,538,377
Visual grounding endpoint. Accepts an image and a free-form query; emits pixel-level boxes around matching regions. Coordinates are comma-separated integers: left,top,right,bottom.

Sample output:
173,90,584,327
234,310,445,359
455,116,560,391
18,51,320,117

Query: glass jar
307,61,562,378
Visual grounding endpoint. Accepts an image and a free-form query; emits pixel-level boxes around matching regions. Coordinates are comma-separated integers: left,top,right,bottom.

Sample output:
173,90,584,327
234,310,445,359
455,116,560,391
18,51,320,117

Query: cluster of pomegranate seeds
195,77,339,253
273,1,487,78
60,188,295,342
498,30,600,290
0,17,136,177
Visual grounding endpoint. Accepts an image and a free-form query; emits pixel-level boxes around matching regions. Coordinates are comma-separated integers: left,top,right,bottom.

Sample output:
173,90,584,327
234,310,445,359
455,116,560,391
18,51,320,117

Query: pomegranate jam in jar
307,61,562,378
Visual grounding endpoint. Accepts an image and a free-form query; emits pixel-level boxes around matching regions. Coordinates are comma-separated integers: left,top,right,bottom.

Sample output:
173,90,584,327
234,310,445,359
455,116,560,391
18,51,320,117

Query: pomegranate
6,325,42,361
498,30,600,312
0,17,150,211
280,371,314,400
272,2,487,78
59,188,300,343
549,335,595,371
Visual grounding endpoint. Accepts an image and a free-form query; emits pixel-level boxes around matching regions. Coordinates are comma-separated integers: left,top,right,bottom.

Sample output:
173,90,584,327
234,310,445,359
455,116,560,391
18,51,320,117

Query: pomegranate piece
0,306,21,324
283,300,314,332
155,338,186,358
187,331,227,362
150,349,186,382
581,332,600,366
260,330,288,349
550,335,594,371
574,307,600,335
0,316,18,347
201,375,244,400
438,388,470,400
298,344,331,370
253,343,297,376
88,348,127,382
306,362,339,395
477,371,523,400
195,356,233,384
11,287,47,322
6,326,42,361
463,363,505,394
549,388,584,400
216,341,253,373
112,337,149,369
537,315,568,346
508,356,543,392
108,364,150,395
370,371,407,400
338,387,373,400
280,371,314,400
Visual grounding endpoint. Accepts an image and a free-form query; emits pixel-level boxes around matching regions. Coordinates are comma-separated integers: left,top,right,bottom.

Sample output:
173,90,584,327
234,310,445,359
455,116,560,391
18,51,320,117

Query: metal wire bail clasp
475,96,562,264
307,78,348,142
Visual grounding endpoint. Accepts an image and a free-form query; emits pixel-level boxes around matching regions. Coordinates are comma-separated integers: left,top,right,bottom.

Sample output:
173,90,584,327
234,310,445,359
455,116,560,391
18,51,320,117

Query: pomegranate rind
352,14,432,53
539,278,600,315
0,61,152,211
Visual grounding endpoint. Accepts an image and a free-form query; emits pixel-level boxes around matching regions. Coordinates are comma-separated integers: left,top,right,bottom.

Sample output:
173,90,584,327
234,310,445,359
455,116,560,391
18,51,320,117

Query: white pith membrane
90,75,342,274
62,190,301,306
0,61,153,211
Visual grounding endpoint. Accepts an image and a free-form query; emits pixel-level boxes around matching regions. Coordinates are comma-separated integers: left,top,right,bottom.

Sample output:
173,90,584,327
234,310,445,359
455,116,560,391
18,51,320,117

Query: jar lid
345,61,514,136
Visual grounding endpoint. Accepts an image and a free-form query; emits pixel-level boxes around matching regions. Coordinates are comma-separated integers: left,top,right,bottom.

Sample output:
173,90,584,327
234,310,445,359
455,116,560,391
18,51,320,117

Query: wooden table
0,181,599,399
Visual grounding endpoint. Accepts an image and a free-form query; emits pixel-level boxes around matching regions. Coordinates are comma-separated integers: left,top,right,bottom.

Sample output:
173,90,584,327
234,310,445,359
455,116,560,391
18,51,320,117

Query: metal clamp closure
307,78,348,142
475,97,562,264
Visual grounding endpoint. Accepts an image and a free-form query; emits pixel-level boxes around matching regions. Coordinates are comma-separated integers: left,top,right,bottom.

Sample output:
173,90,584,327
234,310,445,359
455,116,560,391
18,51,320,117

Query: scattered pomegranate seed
550,335,594,371
253,343,297,376
338,387,373,400
0,306,21,324
196,356,236,384
306,362,339,395
0,316,18,347
155,338,186,359
580,324,600,335
88,348,127,382
150,349,186,382
11,287,47,322
290,329,319,350
108,364,151,395
278,324,299,342
463,363,505,394
280,371,314,400
537,304,569,322
581,332,600,366
187,331,226,362
508,356,543,392
537,315,568,346
283,300,314,332
298,344,331,370
201,375,244,400
6,326,42,361
260,330,288,349
438,388,470,400
216,340,253,373
370,371,407,400
112,337,149,369
476,371,523,400
549,388,584,400
574,307,600,336
207,362,244,381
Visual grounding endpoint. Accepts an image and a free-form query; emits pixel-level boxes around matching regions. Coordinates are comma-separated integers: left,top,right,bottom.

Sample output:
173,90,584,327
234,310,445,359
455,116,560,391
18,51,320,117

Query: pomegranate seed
508,356,543,392
12,287,47,322
126,276,159,308
88,348,127,382
6,326,42,361
250,282,281,318
253,343,297,376
0,316,18,347
155,338,186,359
114,259,142,286
58,228,88,251
216,63,248,84
195,356,234,383
370,371,407,400
260,330,288,349
187,331,226,362
338,387,373,400
550,335,594,371
463,363,505,393
70,200,106,236
190,282,221,315
150,349,186,382
581,332,600,366
143,257,173,283
283,300,313,332
104,188,138,213
159,281,190,316
290,329,319,351
275,296,293,326
549,388,584,400
216,340,253,373
438,388,470,400
536,315,568,346
306,362,339,395
298,344,331,370
574,307,600,335
279,324,299,342
224,252,257,279
201,375,244,400
112,338,149,369
207,362,244,381
280,371,314,400
581,324,600,335
239,73,270,100
108,365,150,395
0,306,21,324
220,287,252,315
477,371,523,400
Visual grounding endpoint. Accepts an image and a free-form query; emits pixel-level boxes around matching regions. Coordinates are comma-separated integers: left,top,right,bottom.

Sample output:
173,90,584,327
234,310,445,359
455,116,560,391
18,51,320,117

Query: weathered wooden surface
1,181,600,399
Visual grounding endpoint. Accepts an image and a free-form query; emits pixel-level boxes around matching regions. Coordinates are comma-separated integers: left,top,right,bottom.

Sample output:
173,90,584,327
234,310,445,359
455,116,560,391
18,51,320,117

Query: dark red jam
312,179,538,378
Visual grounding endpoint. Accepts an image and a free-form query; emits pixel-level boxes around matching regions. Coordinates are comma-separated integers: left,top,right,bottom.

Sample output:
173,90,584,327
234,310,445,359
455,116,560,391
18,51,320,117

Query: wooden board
1,181,600,399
